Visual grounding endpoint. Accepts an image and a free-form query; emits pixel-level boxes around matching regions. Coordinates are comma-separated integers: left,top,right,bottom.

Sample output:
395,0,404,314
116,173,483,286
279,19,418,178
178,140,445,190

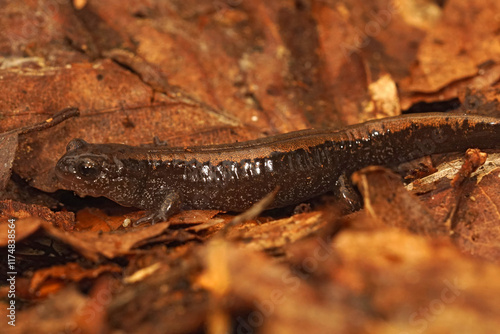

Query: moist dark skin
55,113,500,225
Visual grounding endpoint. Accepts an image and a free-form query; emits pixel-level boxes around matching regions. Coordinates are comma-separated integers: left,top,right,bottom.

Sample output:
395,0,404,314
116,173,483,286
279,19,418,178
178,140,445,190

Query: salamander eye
76,158,100,178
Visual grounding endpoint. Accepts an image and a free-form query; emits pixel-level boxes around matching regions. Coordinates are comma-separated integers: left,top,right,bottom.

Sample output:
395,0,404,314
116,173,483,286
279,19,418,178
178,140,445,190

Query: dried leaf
0,199,75,231
352,166,447,236
29,262,121,294
0,133,18,192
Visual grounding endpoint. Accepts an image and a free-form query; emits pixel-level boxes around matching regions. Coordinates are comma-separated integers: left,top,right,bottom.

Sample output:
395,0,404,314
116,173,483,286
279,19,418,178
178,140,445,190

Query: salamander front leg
134,191,181,226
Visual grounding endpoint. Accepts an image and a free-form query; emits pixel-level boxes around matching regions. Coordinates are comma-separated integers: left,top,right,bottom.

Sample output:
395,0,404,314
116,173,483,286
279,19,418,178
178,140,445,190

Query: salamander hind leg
153,136,169,146
133,191,181,226
334,173,362,212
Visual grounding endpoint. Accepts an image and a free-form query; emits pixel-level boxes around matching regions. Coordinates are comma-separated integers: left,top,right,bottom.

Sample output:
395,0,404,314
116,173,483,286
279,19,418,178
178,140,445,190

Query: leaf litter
1,0,500,333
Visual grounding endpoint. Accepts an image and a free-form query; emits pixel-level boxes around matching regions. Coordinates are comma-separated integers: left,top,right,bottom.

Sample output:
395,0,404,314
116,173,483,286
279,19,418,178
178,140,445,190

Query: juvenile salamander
55,113,500,224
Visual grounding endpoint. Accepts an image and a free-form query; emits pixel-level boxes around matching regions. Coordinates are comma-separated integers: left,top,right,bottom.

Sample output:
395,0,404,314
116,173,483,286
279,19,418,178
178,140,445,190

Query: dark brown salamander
55,113,500,224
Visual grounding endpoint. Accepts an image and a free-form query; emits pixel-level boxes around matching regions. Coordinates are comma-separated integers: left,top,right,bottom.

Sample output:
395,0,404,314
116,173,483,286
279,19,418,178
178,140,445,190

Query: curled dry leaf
352,166,448,236
1,217,182,261
0,107,78,194
450,148,487,187
29,262,122,295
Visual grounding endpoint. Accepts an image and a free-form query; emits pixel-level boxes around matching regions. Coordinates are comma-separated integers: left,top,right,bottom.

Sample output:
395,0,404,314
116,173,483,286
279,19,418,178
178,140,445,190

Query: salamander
55,113,500,225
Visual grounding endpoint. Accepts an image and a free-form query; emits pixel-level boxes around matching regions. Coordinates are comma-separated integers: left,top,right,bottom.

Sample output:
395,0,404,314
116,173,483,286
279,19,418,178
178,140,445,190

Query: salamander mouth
55,156,86,194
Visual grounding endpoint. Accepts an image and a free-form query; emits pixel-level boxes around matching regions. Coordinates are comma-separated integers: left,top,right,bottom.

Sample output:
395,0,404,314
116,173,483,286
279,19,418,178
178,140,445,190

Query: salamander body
55,113,500,224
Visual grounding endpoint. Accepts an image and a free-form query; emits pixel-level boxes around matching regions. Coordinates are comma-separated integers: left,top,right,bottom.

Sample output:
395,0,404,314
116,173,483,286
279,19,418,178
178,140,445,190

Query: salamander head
55,139,131,203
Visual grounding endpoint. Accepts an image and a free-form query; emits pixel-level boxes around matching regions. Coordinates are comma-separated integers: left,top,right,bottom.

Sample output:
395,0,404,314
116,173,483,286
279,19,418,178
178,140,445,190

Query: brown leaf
29,262,122,294
197,239,363,334
0,107,78,193
452,167,500,262
2,216,185,261
331,228,500,333
0,133,18,192
226,211,328,251
407,153,500,261
0,199,75,231
1,286,88,334
0,214,42,246
42,220,175,261
352,166,447,236
402,0,500,93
